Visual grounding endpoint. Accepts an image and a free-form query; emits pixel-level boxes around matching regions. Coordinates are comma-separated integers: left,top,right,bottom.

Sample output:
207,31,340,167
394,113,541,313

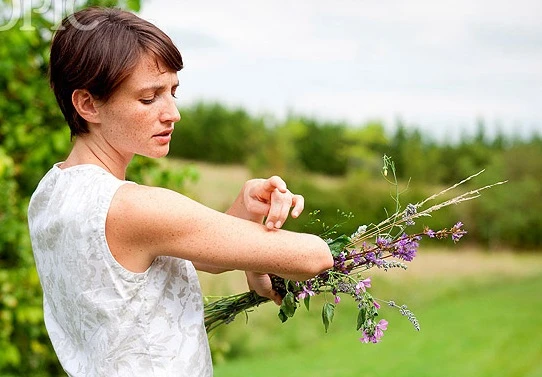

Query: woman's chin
143,146,170,159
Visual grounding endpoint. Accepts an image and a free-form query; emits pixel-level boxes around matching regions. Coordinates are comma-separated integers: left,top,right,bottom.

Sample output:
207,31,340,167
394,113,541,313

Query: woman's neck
60,135,132,180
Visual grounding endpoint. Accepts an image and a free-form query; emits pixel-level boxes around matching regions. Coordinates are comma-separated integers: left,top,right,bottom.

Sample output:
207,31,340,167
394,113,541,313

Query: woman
27,6,333,377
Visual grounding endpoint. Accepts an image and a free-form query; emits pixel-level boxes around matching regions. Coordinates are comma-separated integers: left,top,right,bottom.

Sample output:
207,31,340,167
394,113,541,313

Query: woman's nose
162,96,181,123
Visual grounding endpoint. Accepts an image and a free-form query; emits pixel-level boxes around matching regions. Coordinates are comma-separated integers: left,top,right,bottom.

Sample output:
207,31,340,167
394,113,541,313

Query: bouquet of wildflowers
204,156,505,343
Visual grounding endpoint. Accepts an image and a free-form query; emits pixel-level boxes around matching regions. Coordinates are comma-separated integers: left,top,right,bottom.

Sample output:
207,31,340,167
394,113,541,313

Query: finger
290,194,305,218
243,180,272,216
265,189,282,228
245,199,271,217
258,288,282,305
252,281,282,305
271,290,283,306
266,189,292,229
262,176,287,194
250,280,281,305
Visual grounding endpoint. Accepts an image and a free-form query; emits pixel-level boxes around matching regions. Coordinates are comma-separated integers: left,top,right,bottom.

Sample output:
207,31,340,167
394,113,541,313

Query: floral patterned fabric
28,164,212,376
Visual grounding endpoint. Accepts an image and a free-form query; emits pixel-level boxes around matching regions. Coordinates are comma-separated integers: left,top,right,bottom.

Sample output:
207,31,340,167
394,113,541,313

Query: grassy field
201,251,542,377
173,159,542,376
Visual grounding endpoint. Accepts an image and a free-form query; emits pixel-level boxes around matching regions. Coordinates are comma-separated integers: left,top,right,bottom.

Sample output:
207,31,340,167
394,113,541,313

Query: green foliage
0,1,196,375
278,292,297,323
343,122,389,174
85,0,141,9
389,124,443,184
247,119,305,178
321,302,335,333
169,101,540,250
169,102,266,164
0,9,65,375
468,140,542,248
293,118,349,176
326,235,352,257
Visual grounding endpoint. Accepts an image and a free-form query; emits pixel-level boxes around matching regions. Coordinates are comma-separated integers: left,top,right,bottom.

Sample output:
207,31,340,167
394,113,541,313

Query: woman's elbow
320,250,335,272
304,236,334,277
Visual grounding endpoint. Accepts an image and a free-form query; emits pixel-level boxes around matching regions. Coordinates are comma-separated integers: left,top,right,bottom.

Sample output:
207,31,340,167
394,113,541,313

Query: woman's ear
72,89,101,123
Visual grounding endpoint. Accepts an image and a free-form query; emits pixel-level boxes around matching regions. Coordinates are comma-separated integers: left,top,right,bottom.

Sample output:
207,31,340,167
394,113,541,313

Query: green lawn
211,269,542,377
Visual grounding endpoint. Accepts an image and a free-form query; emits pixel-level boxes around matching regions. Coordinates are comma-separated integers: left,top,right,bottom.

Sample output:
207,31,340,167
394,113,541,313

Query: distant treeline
170,102,542,249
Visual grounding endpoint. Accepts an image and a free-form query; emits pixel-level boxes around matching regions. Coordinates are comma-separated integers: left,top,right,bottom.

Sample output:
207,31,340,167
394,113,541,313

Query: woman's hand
245,271,283,305
229,175,304,229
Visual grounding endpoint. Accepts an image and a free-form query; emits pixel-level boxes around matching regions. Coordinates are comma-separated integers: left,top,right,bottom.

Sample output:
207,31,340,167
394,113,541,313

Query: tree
343,121,389,175
294,118,349,176
169,101,266,164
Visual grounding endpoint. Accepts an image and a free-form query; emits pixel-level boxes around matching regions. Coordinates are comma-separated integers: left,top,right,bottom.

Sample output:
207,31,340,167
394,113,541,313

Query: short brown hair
49,7,183,137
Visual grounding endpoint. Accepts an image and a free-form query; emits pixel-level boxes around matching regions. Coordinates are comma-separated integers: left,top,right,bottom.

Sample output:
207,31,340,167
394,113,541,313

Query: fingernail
274,221,281,228
292,211,298,217
266,222,274,229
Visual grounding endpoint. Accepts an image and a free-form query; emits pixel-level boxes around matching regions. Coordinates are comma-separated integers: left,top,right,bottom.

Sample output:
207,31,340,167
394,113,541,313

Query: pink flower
360,319,389,343
374,319,388,340
297,286,315,300
355,277,371,294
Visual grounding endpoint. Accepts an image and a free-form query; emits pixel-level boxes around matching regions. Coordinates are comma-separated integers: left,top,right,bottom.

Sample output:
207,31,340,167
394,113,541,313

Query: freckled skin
95,56,180,162
63,53,333,303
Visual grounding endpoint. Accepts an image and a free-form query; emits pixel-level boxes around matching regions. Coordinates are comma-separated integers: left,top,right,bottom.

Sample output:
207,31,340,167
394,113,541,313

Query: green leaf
280,292,297,318
278,310,288,323
304,296,311,311
321,303,335,333
326,234,351,257
356,307,367,331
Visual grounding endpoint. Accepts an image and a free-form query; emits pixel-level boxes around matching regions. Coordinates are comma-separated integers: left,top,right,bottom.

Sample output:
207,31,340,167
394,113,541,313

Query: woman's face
94,54,181,160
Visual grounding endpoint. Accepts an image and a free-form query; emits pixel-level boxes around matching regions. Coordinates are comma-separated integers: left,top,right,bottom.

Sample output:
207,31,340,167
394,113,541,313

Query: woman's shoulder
109,183,199,229
29,163,133,216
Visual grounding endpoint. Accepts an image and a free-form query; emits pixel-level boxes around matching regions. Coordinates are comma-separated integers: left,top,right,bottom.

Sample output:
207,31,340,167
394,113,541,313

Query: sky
139,0,542,141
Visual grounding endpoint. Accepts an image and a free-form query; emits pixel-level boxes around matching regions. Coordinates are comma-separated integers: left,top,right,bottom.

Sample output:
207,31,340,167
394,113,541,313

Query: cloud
141,0,542,138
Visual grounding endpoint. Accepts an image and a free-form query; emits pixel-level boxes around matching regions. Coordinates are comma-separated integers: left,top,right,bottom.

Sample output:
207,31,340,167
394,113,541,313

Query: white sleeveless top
28,164,213,376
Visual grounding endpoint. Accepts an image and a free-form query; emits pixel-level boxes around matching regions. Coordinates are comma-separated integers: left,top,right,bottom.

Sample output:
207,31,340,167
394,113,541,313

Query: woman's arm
105,184,333,280
194,176,306,275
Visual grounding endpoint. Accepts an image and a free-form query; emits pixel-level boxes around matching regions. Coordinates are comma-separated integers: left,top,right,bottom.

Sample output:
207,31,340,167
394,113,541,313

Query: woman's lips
153,129,173,144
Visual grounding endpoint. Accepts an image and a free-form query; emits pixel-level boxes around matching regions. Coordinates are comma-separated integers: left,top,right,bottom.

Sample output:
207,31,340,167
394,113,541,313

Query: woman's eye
140,98,155,105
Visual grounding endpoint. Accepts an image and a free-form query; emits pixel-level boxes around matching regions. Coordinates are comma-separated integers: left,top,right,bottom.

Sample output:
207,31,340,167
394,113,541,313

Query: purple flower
296,281,315,300
424,228,436,238
376,237,390,249
373,301,381,309
365,252,383,266
297,286,315,300
351,249,363,265
331,288,341,304
452,221,467,243
392,234,420,262
355,277,371,294
333,251,349,274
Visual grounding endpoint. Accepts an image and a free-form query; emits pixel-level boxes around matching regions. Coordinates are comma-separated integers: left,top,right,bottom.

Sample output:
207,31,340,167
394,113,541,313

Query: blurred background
0,0,541,376
141,0,542,142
